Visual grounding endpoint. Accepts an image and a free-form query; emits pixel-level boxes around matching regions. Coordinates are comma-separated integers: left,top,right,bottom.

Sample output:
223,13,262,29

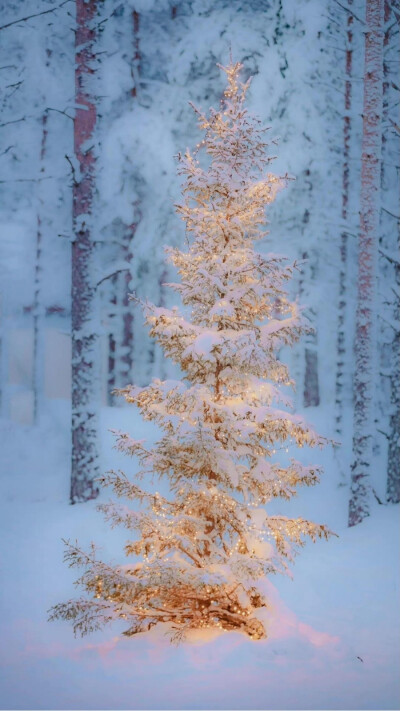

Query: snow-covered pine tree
50,62,334,643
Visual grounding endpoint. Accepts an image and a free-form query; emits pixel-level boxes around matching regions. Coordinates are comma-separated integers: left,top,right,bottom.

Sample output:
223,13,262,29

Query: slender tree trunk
131,10,140,99
335,3,353,437
304,346,319,407
349,0,384,526
386,253,400,502
118,220,136,388
295,169,320,410
107,275,117,405
104,10,140,403
0,293,4,417
118,10,141,387
384,0,400,502
302,250,320,408
33,110,48,423
71,0,100,504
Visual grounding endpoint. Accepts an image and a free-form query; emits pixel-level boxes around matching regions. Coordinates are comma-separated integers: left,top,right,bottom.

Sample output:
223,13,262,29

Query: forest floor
0,402,399,711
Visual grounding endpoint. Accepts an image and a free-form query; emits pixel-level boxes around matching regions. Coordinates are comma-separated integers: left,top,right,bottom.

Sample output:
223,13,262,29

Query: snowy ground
0,402,399,711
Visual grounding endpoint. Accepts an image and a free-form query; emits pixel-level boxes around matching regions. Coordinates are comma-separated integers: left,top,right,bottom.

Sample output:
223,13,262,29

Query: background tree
349,0,384,526
32,109,49,423
50,62,334,643
378,0,400,504
0,1,396,525
334,0,355,439
99,8,142,405
71,0,100,504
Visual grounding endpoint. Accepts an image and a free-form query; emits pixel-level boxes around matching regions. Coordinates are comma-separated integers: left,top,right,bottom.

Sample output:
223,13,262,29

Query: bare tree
71,0,100,504
349,0,384,526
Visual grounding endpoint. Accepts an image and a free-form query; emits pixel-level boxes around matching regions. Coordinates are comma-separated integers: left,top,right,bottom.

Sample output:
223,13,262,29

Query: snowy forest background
0,1,399,710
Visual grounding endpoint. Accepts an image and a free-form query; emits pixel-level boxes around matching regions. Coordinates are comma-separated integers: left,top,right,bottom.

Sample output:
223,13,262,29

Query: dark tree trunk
302,260,320,408
118,220,137,389
107,275,117,405
300,248,320,409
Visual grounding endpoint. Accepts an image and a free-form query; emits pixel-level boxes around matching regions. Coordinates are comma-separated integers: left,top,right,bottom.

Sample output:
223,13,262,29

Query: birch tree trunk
335,3,354,437
349,0,384,526
386,251,400,503
71,0,100,504
383,0,400,503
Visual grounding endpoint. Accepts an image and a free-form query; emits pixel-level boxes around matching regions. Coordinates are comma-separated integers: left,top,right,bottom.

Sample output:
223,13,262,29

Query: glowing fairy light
49,60,334,646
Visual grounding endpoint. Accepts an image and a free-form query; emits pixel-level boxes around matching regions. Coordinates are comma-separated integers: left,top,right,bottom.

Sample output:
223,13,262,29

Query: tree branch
331,0,366,25
382,207,400,220
96,268,129,288
47,107,74,121
379,248,400,266
0,116,25,128
0,0,72,31
65,154,77,184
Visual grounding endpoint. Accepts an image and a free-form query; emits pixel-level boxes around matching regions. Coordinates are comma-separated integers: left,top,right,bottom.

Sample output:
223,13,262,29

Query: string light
52,60,332,646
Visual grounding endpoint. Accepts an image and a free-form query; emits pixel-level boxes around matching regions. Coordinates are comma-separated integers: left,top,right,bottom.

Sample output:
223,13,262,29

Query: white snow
0,402,398,710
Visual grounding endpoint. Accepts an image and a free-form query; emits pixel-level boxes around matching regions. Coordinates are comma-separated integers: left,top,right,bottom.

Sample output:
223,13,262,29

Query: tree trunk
119,11,141,388
302,250,320,408
117,221,136,389
0,294,5,417
349,0,384,526
109,10,140,394
71,0,100,504
386,270,400,502
386,254,400,502
383,0,400,503
334,3,353,437
107,274,117,405
33,110,48,423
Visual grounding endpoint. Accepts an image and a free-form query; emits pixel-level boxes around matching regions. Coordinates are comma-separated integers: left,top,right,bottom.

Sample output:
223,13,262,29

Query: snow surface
0,403,398,711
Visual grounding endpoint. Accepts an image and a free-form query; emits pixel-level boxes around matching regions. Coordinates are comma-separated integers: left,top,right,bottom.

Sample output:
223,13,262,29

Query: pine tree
50,62,334,643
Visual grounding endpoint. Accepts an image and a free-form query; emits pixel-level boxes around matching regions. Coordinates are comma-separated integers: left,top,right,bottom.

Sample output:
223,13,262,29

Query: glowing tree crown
50,62,333,644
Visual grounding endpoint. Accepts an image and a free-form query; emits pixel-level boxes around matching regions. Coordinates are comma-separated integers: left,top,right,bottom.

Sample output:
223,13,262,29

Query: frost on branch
50,62,335,644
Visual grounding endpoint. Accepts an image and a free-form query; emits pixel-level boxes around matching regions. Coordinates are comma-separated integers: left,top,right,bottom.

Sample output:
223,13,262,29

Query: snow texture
0,403,399,709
